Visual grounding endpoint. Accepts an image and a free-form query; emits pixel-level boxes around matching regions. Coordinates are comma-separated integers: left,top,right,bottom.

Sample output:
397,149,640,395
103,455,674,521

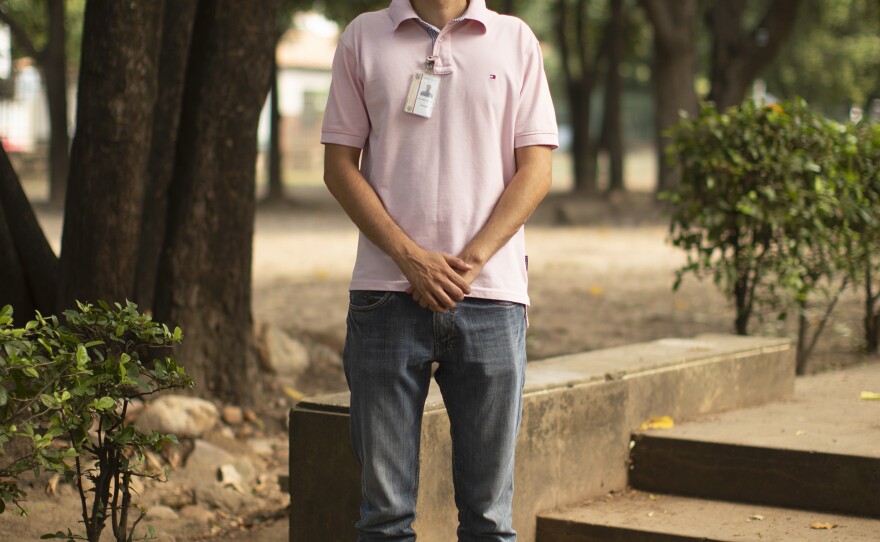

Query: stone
218,464,244,489
264,325,310,376
247,437,276,456
179,505,216,523
146,504,179,520
221,405,244,425
135,395,219,438
186,439,236,474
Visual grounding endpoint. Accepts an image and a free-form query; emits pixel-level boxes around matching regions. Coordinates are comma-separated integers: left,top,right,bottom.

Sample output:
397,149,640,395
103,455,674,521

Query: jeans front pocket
349,290,393,312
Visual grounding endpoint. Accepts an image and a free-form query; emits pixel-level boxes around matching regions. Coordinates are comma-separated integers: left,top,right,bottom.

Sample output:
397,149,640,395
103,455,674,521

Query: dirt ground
3,187,875,541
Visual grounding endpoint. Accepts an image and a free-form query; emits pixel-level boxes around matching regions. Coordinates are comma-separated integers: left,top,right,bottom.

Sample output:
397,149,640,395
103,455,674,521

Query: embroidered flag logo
489,74,497,79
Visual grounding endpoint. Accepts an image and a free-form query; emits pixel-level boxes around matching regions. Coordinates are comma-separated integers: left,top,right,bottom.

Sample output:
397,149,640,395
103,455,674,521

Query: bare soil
2,188,874,541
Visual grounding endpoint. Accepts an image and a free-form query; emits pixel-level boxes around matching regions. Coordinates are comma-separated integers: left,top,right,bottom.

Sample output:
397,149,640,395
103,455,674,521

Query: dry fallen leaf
640,416,675,430
45,474,62,496
810,522,837,530
859,391,880,400
748,514,765,521
283,385,305,401
588,285,605,297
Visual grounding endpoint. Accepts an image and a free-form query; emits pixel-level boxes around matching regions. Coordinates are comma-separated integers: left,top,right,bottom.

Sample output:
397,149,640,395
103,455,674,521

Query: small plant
0,301,192,541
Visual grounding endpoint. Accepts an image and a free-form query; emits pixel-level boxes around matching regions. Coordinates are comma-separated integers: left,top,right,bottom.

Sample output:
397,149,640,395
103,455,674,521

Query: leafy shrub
838,122,880,353
0,301,192,541
664,99,858,372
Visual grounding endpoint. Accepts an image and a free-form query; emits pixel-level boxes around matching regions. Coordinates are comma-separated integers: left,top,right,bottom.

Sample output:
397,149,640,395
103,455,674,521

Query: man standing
321,0,557,539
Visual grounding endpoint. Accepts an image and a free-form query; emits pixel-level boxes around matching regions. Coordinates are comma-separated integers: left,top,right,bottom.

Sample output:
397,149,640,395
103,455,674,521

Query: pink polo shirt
321,0,558,305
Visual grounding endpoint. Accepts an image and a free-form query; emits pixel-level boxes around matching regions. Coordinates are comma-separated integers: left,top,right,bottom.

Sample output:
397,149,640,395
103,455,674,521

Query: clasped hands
400,247,483,313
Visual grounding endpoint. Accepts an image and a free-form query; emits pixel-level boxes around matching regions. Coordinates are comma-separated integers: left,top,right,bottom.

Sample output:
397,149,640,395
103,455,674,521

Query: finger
448,273,472,295
444,254,473,271
432,287,457,310
443,281,466,302
405,286,414,294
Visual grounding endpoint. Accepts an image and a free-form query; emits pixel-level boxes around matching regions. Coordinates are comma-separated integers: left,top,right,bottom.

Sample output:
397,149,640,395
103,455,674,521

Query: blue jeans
344,291,527,542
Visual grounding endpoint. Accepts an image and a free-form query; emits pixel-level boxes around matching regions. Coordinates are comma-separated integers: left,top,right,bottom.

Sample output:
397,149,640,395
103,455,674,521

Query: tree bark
0,143,58,317
265,56,284,201
708,0,802,110
601,0,625,193
639,0,699,192
45,0,70,206
556,0,601,193
58,0,164,310
134,0,199,310
154,0,278,404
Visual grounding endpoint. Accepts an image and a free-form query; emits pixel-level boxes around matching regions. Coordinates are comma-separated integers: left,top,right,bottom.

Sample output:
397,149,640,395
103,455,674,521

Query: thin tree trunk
865,259,879,353
58,1,164,310
134,0,199,310
708,0,802,110
639,0,698,193
0,142,58,317
556,0,599,193
602,0,625,193
45,0,69,206
154,0,279,404
265,57,284,201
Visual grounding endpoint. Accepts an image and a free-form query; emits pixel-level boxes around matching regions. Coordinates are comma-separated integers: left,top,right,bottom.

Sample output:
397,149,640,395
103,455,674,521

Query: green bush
0,301,192,541
838,122,880,353
664,99,859,373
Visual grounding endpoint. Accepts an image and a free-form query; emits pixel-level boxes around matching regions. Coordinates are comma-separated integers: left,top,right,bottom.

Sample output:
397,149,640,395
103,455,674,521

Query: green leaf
76,344,88,367
93,397,115,411
0,385,6,407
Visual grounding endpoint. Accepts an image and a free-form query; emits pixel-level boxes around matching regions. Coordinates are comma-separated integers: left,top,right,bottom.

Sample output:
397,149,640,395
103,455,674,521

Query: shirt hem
514,132,559,149
321,131,367,148
349,280,530,306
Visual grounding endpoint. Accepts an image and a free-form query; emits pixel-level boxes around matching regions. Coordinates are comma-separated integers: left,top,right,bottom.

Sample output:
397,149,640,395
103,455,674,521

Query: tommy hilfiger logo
489,74,497,79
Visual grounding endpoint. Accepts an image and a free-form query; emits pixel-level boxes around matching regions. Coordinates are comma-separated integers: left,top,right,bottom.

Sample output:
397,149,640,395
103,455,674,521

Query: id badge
404,73,441,118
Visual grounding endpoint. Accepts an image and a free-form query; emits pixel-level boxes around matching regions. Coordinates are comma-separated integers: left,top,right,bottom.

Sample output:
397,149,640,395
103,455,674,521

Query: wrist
389,238,422,267
459,247,489,267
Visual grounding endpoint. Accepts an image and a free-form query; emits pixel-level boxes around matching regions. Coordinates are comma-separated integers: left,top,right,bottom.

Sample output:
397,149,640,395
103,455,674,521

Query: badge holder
404,56,441,118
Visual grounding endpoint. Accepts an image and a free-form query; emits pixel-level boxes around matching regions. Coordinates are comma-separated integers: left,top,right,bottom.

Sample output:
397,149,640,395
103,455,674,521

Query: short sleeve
321,36,370,148
515,38,558,149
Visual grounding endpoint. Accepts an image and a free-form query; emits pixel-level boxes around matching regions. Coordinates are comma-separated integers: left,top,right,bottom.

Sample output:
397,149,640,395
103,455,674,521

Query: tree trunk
708,0,802,110
568,80,598,193
44,0,69,206
0,143,58,317
865,262,879,354
556,0,600,194
639,0,699,193
154,0,278,404
134,0,199,310
602,0,625,193
265,57,284,201
0,147,36,320
58,0,164,310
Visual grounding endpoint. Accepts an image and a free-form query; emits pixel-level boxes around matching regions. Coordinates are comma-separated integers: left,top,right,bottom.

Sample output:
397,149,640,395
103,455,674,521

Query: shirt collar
388,0,491,32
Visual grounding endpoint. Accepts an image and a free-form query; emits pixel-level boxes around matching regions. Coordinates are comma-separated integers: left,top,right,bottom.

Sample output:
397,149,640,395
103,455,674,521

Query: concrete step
537,490,880,542
628,362,880,518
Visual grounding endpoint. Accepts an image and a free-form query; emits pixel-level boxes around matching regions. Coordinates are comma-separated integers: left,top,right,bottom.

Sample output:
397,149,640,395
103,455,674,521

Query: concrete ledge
289,334,794,542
